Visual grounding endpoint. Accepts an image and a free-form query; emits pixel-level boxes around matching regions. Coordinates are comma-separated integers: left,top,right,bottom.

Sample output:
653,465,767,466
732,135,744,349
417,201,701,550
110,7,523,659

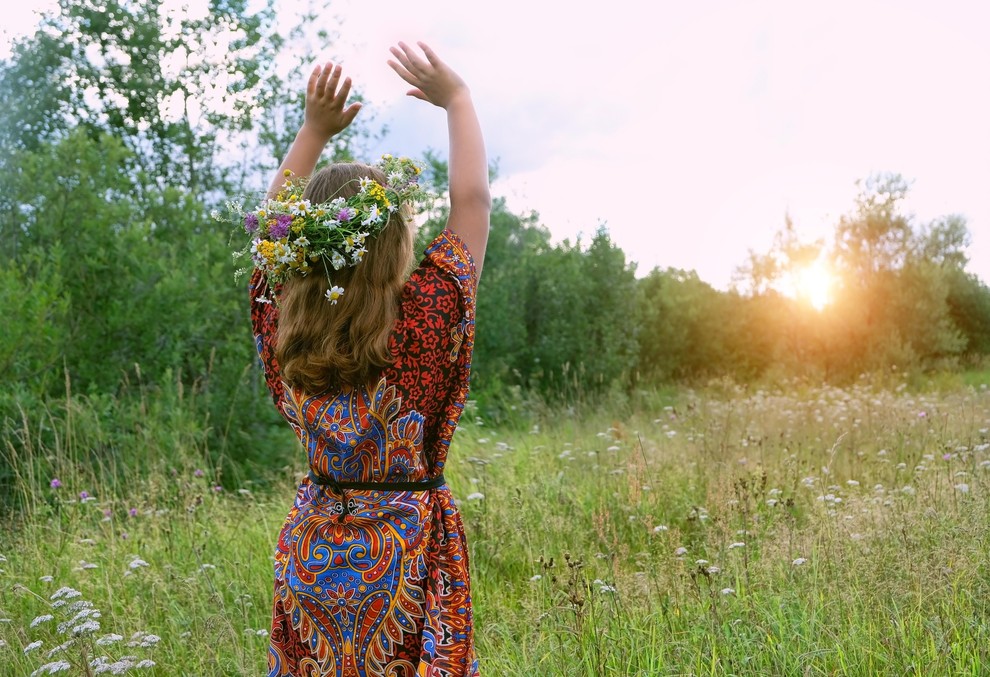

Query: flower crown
217,155,429,304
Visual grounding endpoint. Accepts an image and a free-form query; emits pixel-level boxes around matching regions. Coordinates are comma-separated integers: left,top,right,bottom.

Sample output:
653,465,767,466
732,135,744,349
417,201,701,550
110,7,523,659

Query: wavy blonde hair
276,163,415,394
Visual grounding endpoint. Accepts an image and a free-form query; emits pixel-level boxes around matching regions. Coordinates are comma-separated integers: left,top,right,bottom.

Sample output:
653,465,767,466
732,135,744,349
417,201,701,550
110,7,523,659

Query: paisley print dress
251,229,479,677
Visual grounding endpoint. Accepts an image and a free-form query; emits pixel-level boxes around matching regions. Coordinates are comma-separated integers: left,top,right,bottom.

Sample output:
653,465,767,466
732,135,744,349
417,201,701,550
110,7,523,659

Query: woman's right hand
387,42,469,110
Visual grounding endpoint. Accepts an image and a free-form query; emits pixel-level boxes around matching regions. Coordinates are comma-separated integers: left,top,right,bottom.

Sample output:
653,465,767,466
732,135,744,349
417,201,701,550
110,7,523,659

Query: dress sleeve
248,269,286,411
420,228,479,460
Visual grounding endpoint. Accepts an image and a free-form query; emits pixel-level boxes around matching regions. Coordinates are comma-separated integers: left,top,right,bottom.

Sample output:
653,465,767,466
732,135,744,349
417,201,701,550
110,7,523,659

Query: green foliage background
1,0,989,496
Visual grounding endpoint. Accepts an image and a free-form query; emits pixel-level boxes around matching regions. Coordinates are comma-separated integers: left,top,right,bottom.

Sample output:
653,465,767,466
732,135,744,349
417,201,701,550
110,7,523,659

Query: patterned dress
251,229,480,677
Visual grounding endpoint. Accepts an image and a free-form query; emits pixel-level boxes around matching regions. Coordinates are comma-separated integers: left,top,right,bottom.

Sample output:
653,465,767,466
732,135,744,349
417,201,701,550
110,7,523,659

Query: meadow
1,376,989,676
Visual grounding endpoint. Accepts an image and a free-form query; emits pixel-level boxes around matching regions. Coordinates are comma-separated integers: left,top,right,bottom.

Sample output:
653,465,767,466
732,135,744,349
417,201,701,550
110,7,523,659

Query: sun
793,259,835,311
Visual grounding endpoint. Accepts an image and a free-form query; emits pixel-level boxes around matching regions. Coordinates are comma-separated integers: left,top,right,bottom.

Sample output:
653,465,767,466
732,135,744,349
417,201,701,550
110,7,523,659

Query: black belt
307,470,446,492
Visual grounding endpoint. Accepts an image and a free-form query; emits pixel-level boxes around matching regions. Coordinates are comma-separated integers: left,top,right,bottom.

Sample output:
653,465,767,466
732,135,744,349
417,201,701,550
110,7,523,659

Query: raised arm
267,62,362,199
388,42,491,278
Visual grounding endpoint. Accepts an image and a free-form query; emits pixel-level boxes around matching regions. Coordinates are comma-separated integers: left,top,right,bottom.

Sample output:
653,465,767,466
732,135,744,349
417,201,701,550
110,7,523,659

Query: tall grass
1,378,989,675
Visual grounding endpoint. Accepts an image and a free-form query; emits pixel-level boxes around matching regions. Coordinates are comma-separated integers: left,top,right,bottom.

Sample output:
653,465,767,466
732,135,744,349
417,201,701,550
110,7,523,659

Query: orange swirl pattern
254,230,480,676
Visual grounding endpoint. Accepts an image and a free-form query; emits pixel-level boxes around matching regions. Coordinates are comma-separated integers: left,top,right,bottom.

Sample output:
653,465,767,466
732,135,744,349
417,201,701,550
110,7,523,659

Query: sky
3,0,988,289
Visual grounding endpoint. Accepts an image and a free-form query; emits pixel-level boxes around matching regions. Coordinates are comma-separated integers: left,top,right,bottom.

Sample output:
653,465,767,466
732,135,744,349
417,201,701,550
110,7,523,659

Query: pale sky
4,0,988,288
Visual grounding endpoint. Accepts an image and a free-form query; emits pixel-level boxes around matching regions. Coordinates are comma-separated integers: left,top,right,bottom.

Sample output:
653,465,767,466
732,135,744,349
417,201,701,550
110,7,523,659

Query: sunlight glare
794,259,835,311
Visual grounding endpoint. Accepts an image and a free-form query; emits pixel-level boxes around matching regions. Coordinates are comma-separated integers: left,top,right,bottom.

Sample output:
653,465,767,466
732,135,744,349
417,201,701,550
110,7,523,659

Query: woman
248,42,490,676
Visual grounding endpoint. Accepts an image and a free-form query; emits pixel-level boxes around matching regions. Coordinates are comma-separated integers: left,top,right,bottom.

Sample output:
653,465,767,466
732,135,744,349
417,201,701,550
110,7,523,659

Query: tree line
1,0,988,476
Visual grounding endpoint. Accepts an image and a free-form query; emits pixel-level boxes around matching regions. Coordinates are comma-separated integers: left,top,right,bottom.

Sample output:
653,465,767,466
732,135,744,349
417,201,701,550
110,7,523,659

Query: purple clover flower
80,491,89,500
268,214,292,239
129,508,138,517
50,478,61,489
213,485,223,493
244,213,259,233
103,509,112,518
194,468,204,477
336,207,354,222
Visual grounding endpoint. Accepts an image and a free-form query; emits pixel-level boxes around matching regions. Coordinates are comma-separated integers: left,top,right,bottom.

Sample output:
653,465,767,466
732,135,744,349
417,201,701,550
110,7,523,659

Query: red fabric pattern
252,229,480,677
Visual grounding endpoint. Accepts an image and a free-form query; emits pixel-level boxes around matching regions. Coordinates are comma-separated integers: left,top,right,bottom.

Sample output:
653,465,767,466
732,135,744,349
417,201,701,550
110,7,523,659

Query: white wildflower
96,634,123,646
71,619,101,636
30,661,72,675
705,566,721,575
128,557,150,570
954,483,970,494
45,640,74,658
729,542,745,549
31,614,55,627
720,587,735,595
674,547,688,556
51,587,81,601
792,557,808,566
24,640,44,653
325,285,344,305
465,492,485,501
529,575,542,582
39,575,54,583
592,580,616,593
652,525,669,533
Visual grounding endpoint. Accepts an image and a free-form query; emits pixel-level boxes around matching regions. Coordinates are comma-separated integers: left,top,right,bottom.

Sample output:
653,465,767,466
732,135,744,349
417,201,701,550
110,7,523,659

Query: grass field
2,378,989,675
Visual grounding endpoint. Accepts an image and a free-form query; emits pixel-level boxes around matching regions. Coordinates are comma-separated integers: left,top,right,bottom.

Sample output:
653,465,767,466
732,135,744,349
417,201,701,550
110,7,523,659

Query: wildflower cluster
217,155,429,303
18,585,157,675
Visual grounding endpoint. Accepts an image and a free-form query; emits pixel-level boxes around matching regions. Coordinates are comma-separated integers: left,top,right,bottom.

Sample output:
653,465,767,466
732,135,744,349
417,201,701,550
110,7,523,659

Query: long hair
275,163,414,394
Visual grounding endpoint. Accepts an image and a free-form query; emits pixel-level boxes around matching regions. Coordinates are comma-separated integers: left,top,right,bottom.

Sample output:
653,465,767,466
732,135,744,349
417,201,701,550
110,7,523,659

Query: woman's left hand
303,62,362,140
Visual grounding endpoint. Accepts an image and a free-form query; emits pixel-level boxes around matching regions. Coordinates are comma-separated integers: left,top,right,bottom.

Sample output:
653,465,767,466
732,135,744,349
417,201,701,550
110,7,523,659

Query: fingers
333,76,353,107
341,102,362,126
315,63,341,98
392,42,428,76
417,41,441,67
387,58,418,87
307,64,321,97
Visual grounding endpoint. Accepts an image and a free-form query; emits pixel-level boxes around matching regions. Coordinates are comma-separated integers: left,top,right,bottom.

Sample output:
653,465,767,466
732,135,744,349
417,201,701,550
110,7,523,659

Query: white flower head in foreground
96,634,123,646
24,640,44,653
792,557,808,566
30,614,54,628
50,587,81,601
325,285,344,304
465,492,485,501
30,661,72,675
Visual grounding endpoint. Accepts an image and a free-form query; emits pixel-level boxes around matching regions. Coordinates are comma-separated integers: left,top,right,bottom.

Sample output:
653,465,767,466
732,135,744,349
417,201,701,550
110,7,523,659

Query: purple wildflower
121,532,128,540
104,509,112,518
50,478,61,489
244,213,259,233
129,508,138,517
80,491,89,500
336,207,354,222
943,453,952,461
194,468,204,478
213,485,223,493
268,214,292,239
